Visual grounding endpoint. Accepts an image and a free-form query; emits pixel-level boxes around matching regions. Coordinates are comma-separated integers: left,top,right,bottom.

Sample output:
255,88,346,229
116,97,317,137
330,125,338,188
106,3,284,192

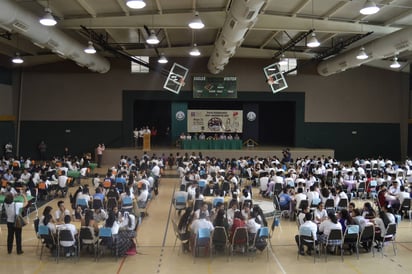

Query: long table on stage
181,139,242,150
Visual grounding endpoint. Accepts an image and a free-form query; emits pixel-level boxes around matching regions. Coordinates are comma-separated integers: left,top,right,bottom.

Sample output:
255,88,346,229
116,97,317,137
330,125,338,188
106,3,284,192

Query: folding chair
359,223,375,256
193,228,211,262
173,195,188,215
322,228,343,262
251,227,270,261
76,198,89,211
230,227,248,258
380,223,397,257
343,225,359,259
79,226,98,260
336,198,348,212
211,226,229,258
121,196,133,213
357,182,366,199
38,225,56,260
171,219,188,255
97,227,118,260
57,228,78,263
297,226,317,263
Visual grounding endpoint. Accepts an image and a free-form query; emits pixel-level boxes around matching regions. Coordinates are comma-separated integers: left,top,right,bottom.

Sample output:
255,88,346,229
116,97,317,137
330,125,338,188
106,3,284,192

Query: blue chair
97,227,118,260
76,198,88,210
198,180,206,191
38,225,56,260
212,197,224,208
174,195,187,212
193,228,211,262
252,226,270,261
121,196,133,212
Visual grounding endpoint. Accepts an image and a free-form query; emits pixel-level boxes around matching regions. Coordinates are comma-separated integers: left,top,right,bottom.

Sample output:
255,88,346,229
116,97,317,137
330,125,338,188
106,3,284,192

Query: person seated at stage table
199,132,206,140
180,132,186,140
186,133,192,140
219,133,226,140
227,134,233,140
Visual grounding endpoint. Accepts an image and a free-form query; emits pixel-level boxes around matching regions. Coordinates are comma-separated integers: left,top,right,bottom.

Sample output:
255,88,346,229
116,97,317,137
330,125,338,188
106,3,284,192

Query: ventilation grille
12,20,29,32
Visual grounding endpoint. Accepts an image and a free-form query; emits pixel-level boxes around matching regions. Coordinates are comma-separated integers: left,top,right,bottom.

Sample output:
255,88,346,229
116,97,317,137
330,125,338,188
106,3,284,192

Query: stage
102,145,334,166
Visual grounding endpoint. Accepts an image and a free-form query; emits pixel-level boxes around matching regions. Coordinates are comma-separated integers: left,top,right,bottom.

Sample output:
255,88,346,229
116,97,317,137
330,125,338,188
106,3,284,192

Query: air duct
318,27,412,76
207,0,266,74
0,0,110,73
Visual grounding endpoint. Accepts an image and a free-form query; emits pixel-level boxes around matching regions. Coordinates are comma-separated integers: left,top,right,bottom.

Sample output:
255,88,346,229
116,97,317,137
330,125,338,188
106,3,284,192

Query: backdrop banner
187,109,243,133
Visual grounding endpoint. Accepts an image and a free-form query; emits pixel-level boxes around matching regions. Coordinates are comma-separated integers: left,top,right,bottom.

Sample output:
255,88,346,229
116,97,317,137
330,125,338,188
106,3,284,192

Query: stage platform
102,146,334,166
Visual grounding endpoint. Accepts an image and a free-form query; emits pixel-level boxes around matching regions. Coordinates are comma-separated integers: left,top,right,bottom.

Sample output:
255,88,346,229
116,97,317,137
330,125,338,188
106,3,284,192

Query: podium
143,133,151,151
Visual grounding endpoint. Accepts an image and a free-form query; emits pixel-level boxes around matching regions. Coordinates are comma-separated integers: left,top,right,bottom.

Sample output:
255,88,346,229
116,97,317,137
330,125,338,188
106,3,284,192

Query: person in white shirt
246,210,261,245
57,171,69,197
55,200,71,224
190,212,214,235
295,212,318,255
57,215,78,256
294,187,307,210
18,169,31,184
314,202,328,224
319,212,342,246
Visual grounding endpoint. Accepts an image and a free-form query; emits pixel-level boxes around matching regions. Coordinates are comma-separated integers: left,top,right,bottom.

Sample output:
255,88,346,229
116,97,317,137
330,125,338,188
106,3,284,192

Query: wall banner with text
187,109,243,133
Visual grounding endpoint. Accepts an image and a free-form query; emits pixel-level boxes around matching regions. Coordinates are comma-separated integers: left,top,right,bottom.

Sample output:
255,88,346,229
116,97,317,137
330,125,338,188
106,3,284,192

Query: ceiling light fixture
190,44,201,56
188,11,204,29
360,0,380,15
158,53,168,64
307,1,320,48
307,33,320,48
39,8,57,26
84,41,96,54
146,30,160,44
390,56,401,69
12,53,24,64
278,54,288,65
126,0,146,9
356,47,368,60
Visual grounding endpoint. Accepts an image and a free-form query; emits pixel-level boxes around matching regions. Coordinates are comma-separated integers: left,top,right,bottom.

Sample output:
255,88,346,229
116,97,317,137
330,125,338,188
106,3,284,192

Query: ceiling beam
77,0,97,18
321,1,348,20
58,12,399,36
384,9,412,26
115,0,130,16
260,31,279,49
290,0,311,18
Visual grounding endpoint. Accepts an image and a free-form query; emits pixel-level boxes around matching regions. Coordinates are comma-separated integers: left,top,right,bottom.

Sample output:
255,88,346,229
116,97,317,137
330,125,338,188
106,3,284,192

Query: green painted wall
19,121,122,160
303,122,401,160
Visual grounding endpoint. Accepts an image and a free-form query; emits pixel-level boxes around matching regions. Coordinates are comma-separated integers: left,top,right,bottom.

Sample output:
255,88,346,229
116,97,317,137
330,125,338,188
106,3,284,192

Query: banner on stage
187,109,243,133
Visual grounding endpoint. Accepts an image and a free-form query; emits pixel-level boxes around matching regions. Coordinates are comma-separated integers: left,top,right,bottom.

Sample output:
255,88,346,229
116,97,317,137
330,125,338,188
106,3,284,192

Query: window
131,56,149,73
279,58,297,75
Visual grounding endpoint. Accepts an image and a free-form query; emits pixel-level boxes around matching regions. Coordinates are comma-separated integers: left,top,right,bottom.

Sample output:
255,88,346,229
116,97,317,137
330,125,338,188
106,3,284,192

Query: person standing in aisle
96,143,105,168
4,192,28,255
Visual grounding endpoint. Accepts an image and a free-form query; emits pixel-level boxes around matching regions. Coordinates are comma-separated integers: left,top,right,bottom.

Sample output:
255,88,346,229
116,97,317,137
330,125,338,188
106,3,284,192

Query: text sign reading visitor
187,109,243,133
193,76,237,98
